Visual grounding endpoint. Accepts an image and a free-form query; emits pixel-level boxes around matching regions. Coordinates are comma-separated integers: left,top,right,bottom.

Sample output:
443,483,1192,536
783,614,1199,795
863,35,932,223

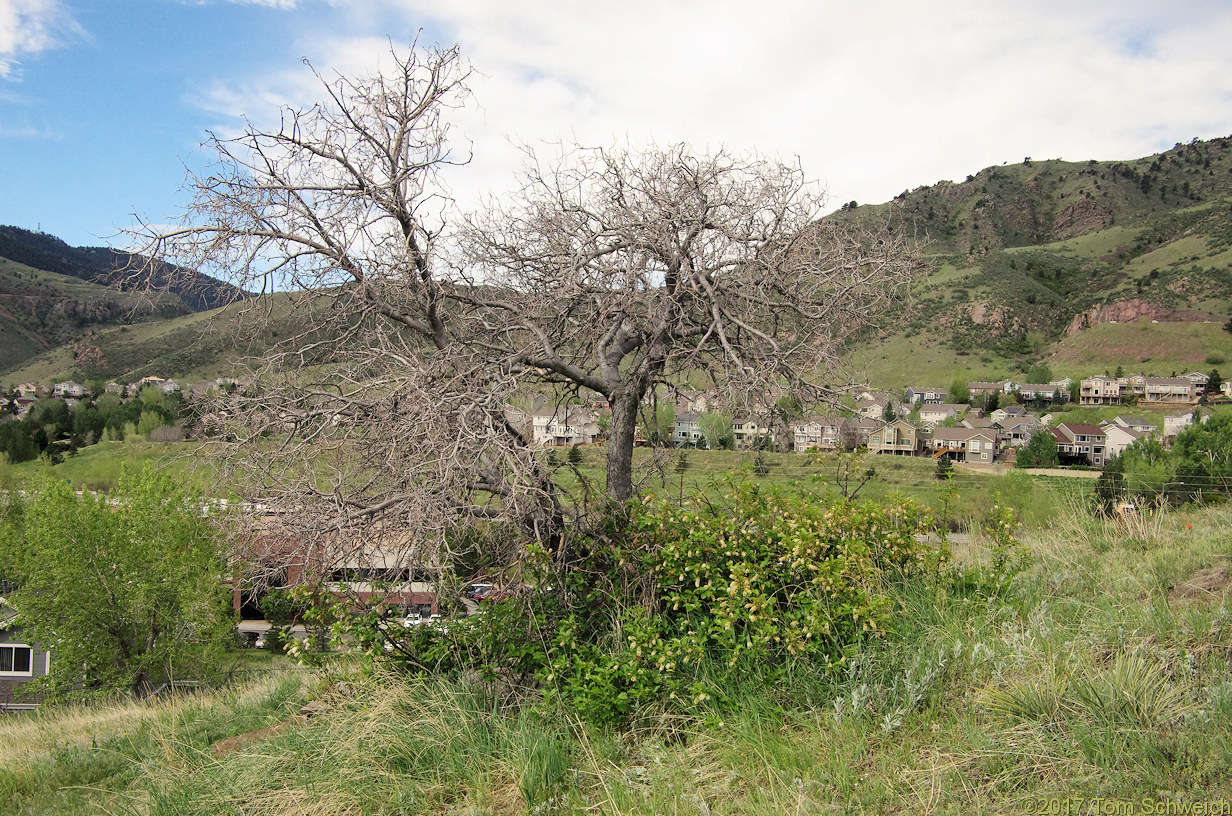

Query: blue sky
4,0,1232,249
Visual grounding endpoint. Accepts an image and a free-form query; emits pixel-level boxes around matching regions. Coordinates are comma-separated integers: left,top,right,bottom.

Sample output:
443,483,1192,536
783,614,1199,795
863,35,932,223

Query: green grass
845,331,1015,390
0,666,312,816
1045,320,1232,375
1032,224,1142,260
555,447,1070,530
0,440,210,493
7,500,1232,814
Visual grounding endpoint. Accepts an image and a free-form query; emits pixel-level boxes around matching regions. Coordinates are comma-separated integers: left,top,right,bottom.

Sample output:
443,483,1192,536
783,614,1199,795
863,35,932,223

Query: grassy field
0,440,209,494
4,499,1232,814
1043,320,1232,376
1,440,1081,529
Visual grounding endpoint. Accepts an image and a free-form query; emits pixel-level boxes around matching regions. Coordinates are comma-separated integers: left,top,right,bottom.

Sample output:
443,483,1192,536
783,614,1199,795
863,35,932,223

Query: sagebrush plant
367,478,948,725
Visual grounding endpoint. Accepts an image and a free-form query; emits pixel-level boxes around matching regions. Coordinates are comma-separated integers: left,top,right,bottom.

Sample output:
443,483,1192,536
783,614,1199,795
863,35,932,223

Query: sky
3,0,1232,249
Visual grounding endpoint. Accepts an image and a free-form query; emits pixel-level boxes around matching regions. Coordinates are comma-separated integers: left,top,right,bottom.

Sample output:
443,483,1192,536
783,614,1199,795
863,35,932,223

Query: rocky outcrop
1052,200,1112,240
1063,298,1217,336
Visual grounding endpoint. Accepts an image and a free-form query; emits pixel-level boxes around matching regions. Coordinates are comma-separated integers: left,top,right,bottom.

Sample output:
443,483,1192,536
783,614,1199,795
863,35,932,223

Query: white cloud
0,0,81,79
182,0,1232,212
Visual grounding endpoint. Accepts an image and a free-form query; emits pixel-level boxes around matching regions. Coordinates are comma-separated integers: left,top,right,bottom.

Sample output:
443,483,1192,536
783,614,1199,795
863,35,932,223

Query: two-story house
968,380,1014,399
792,417,845,452
917,403,967,426
1127,376,1196,405
52,381,85,399
1100,423,1146,459
731,415,774,449
1051,423,1107,466
672,412,703,446
531,408,600,446
930,427,997,463
1,583,52,711
1080,375,1122,406
867,418,920,456
904,386,946,405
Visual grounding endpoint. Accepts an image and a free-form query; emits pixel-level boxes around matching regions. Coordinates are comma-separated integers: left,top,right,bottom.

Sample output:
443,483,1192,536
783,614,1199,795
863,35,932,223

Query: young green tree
1015,429,1059,468
935,455,955,480
0,468,235,699
698,412,733,450
1206,369,1223,396
949,377,969,404
1024,363,1054,384
1172,413,1232,498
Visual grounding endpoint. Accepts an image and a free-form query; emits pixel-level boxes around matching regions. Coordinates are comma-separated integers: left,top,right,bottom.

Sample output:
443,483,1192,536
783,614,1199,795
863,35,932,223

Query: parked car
465,583,495,601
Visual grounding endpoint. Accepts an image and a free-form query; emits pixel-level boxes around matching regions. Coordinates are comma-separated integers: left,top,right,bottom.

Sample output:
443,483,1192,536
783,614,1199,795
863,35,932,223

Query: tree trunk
606,394,640,504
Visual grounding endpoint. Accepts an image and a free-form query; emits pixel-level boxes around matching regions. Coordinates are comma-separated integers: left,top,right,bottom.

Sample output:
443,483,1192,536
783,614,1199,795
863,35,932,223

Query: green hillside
834,136,1232,386
0,227,244,378
7,137,1232,388
1,292,310,385
0,255,190,374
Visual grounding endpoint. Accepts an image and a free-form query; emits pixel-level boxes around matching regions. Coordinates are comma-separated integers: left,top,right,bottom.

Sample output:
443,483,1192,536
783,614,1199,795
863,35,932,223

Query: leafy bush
367,480,947,725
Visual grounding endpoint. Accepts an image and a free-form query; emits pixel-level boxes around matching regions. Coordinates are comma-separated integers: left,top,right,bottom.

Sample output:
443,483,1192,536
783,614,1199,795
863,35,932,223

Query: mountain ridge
4,137,1232,385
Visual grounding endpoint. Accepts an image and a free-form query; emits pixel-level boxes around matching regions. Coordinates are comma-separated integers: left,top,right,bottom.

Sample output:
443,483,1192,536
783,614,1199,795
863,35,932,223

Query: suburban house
1100,423,1146,459
0,626,50,711
1183,371,1210,389
1123,375,1196,405
867,418,921,456
1164,410,1201,439
671,389,713,414
904,386,946,405
792,417,845,452
1015,383,1064,404
846,417,883,449
1109,416,1157,434
531,408,600,447
917,403,967,426
1051,423,1107,466
672,412,703,446
989,405,1029,423
1081,374,1198,406
1080,375,1122,405
52,380,85,399
1,585,51,711
968,380,1013,399
731,415,774,449
929,427,998,463
855,397,891,419
997,418,1042,448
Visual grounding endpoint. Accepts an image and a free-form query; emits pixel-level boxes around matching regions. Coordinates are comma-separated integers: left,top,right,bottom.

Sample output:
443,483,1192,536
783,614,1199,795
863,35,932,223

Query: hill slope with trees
833,136,1232,385
6,138,1232,386
0,227,243,378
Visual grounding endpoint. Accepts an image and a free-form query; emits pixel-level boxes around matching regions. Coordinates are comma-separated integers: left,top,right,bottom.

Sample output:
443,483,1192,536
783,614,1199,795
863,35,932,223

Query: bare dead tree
128,42,921,583
456,144,923,502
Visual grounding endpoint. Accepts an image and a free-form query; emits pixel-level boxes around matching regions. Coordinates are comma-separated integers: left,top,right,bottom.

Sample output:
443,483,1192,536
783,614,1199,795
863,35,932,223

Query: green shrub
375,479,947,725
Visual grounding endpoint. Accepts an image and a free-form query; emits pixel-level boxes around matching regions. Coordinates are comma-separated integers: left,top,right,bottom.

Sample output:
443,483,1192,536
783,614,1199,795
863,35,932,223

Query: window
0,644,33,675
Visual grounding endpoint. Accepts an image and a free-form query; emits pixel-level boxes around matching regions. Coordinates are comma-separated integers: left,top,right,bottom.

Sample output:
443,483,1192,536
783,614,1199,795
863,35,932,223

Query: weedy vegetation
4,482,1232,814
